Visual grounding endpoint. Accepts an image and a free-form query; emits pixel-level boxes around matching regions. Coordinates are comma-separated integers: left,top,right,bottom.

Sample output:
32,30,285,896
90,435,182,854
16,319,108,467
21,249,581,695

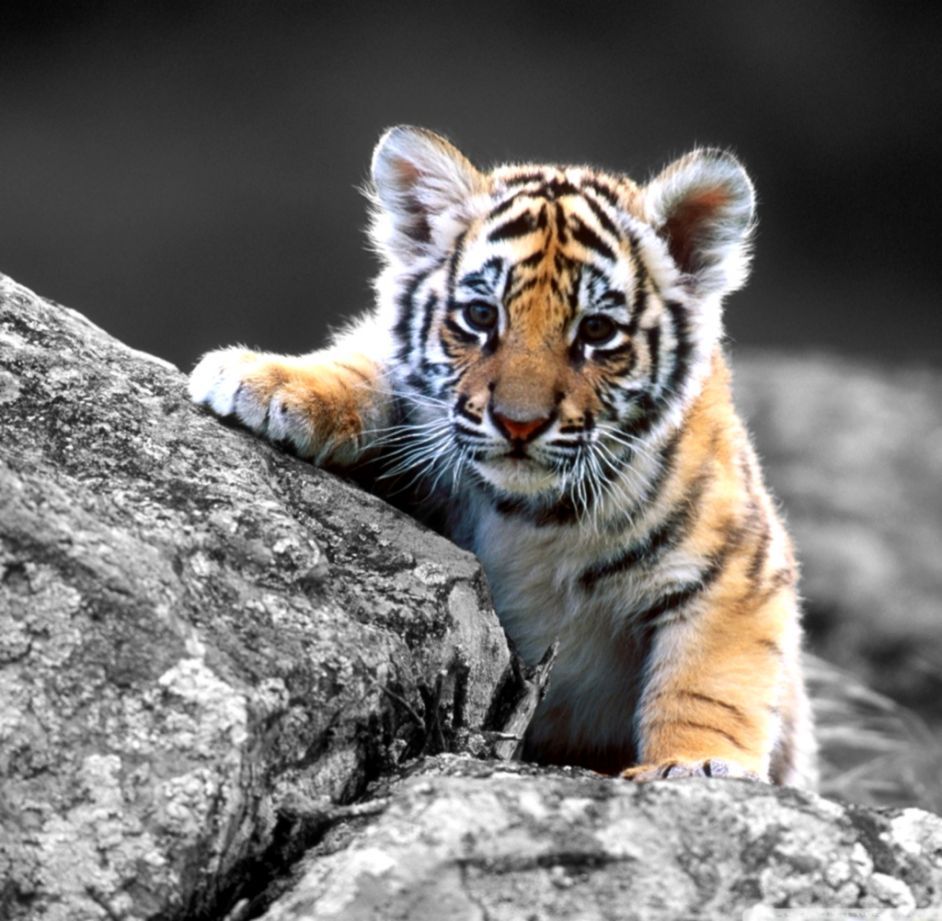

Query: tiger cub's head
369,126,754,503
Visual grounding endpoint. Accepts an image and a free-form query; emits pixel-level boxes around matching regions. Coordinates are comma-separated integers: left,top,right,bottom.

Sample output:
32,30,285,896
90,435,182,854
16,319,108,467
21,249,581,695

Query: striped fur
190,126,816,787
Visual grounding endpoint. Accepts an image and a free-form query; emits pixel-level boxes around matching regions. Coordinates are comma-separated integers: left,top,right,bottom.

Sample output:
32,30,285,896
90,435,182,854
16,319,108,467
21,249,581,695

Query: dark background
1,2,940,372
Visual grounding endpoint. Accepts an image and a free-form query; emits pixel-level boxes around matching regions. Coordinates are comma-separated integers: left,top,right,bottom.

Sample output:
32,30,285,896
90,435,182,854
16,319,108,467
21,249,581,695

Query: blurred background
1,1,940,370
2,1,941,803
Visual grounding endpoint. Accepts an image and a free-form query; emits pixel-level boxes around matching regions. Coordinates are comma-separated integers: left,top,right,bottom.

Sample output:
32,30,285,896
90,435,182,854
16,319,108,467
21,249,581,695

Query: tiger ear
370,125,483,263
642,149,755,296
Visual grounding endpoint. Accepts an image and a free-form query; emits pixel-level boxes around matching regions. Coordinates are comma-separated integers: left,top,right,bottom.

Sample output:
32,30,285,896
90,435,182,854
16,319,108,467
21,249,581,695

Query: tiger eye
579,314,617,345
463,302,499,332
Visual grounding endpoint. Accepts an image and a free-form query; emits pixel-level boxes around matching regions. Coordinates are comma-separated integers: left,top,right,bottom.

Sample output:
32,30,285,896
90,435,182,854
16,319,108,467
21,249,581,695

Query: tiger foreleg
623,598,796,784
188,345,391,467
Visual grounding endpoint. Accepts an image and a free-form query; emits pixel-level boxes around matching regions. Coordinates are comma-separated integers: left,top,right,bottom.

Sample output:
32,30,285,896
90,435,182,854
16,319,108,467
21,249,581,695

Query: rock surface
0,275,511,920
260,756,942,921
1,273,941,920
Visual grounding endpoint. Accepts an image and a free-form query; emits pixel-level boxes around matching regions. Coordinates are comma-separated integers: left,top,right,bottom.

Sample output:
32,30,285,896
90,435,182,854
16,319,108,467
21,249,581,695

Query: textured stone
0,275,511,921
260,756,942,921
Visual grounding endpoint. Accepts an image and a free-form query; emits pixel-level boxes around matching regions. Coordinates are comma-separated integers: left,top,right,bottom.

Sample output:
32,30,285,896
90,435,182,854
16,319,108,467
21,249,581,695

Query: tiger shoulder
189,126,816,788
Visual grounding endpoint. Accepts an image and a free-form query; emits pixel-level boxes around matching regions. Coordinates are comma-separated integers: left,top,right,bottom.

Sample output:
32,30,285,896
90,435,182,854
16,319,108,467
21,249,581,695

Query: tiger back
189,126,816,787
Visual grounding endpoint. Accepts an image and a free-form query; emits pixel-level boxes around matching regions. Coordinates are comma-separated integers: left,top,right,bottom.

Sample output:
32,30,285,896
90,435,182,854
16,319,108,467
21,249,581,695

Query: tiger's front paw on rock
188,348,363,464
621,758,764,783
189,347,261,418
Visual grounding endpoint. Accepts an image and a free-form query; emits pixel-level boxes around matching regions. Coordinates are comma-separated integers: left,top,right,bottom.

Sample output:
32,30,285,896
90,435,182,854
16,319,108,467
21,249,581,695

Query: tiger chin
189,126,817,789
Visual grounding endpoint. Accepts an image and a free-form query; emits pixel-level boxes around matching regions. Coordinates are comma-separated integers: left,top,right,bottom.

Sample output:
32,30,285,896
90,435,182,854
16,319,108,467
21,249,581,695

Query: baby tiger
190,126,816,786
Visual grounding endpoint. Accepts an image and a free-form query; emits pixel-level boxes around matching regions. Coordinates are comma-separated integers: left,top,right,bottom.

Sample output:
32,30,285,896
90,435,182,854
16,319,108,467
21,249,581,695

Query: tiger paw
188,347,370,464
621,758,764,783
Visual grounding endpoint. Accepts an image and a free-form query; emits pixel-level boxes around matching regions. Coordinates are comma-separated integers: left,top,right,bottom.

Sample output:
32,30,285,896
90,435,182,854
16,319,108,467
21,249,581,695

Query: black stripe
393,272,427,362
569,215,617,262
622,300,692,441
503,171,550,188
546,437,581,448
753,566,796,608
581,263,612,303
567,337,585,368
488,211,540,242
580,191,620,239
459,256,503,297
663,300,693,396
669,690,750,727
634,551,728,628
542,177,580,199
631,282,649,329
579,469,709,590
647,719,746,752
417,292,438,354
581,177,621,208
454,424,487,441
554,202,569,243
755,637,783,657
438,232,470,359
473,473,580,527
597,288,628,312
591,341,636,371
624,230,652,330
487,195,521,222
645,325,661,386
497,496,580,528
603,429,681,533
746,523,772,586
566,262,582,316
518,250,544,269
507,274,541,300
334,362,371,385
445,230,468,303
625,281,650,338
442,315,478,346
404,369,440,399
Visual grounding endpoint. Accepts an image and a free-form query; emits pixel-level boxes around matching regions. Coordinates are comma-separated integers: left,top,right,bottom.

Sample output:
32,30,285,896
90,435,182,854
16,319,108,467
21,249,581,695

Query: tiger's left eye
463,301,499,332
579,314,617,345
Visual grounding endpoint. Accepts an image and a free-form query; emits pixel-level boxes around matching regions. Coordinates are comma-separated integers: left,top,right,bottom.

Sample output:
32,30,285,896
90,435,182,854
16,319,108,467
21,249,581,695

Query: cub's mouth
504,443,532,460
471,450,561,496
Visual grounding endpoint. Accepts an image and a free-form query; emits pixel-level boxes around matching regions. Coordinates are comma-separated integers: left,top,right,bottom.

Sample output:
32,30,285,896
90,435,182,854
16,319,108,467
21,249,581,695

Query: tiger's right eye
463,302,499,332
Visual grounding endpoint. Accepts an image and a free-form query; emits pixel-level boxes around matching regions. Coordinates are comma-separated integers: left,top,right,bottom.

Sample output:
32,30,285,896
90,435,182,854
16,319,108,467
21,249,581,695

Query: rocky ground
735,352,942,728
2,273,940,920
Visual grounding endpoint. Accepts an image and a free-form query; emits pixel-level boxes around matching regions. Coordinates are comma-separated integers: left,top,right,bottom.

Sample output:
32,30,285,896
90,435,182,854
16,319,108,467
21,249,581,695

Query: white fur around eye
456,299,503,337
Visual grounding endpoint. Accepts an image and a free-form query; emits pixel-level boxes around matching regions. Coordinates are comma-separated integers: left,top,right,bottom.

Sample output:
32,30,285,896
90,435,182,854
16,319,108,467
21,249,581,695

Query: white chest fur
467,501,655,751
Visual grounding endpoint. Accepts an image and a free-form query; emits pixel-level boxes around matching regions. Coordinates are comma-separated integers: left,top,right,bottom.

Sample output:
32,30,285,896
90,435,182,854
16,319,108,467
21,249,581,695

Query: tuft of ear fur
643,149,755,296
370,125,483,264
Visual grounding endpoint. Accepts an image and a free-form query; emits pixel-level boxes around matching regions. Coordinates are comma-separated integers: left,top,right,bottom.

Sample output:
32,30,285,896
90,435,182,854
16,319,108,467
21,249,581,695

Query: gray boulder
0,275,512,920
260,756,942,921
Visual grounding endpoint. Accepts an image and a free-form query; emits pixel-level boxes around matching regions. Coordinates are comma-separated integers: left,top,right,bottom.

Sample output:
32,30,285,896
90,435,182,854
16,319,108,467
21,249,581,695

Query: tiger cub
189,126,816,786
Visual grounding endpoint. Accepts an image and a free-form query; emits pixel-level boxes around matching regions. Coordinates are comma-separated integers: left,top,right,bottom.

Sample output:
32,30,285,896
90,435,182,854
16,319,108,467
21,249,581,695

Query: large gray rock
1,273,940,920
0,275,512,920
260,756,942,921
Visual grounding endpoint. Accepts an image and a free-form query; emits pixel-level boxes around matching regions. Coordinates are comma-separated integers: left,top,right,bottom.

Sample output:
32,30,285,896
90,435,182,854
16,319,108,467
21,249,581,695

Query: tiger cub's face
370,128,755,502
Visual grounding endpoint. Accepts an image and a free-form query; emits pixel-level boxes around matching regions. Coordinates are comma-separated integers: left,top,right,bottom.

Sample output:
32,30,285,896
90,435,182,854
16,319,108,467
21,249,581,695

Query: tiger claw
621,758,764,783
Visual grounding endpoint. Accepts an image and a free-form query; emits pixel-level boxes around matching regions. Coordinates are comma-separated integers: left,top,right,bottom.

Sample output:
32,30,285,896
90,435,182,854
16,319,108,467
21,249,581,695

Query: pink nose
492,411,549,442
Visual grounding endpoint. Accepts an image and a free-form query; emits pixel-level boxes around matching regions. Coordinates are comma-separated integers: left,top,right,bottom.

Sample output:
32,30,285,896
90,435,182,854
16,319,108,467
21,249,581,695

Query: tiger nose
491,410,550,442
